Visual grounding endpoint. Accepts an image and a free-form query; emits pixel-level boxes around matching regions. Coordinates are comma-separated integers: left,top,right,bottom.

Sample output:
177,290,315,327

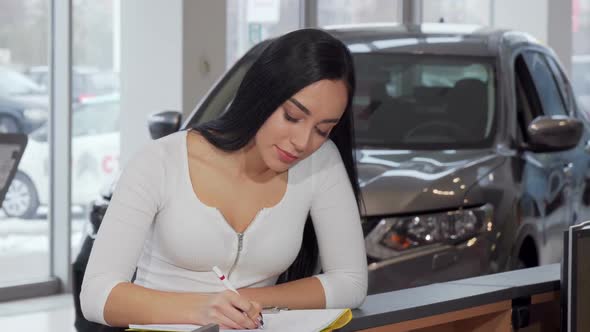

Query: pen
212,266,264,329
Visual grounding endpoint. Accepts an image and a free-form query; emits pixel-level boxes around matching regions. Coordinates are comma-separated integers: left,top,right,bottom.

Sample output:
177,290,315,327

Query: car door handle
563,162,574,175
585,140,590,153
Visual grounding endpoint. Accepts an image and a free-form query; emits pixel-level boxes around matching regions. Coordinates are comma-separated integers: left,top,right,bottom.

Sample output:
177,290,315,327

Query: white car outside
2,95,120,219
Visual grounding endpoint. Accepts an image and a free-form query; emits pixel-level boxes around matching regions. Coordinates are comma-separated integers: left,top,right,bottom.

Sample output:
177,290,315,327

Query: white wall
493,0,548,42
547,0,573,75
493,0,572,74
119,0,226,164
182,1,227,119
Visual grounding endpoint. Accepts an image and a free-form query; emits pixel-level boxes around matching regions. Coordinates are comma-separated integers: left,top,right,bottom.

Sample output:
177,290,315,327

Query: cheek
256,113,289,145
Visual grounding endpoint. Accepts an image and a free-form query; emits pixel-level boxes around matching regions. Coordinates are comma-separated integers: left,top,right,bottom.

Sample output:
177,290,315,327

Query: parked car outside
0,66,48,133
2,94,120,219
78,24,590,299
24,65,119,104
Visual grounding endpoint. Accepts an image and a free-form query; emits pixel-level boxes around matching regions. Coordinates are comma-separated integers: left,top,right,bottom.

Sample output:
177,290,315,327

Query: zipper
225,209,266,280
227,232,244,279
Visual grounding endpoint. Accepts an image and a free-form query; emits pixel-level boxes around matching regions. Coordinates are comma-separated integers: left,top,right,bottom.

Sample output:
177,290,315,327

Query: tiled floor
0,294,77,332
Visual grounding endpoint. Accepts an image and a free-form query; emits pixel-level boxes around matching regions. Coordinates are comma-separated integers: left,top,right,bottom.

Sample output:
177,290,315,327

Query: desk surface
336,264,560,331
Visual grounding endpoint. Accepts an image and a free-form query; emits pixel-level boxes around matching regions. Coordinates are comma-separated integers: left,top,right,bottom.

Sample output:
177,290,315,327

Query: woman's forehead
289,80,348,114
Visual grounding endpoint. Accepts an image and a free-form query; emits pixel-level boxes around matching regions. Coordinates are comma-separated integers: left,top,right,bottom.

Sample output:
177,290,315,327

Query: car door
544,54,590,228
515,50,574,265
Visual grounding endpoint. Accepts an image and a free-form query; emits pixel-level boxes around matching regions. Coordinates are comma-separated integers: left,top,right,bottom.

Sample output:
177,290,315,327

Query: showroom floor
0,294,76,332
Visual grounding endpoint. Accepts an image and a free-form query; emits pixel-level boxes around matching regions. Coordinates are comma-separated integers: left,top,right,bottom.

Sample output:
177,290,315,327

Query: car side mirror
525,115,583,152
147,110,182,140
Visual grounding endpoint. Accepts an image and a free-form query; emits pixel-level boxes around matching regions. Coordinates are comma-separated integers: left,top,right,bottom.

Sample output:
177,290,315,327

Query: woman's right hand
196,290,263,329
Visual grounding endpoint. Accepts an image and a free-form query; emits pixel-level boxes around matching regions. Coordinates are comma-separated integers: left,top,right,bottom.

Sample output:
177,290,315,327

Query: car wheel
2,172,40,219
0,115,21,133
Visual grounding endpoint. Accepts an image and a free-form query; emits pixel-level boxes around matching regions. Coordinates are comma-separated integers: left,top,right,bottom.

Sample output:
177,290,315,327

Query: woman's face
255,79,349,173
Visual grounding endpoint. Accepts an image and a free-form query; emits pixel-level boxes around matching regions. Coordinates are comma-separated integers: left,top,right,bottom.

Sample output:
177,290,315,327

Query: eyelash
283,111,329,137
283,112,298,123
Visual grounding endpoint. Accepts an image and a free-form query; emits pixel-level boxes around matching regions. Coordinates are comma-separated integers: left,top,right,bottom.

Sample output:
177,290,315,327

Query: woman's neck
190,131,275,183
233,141,275,182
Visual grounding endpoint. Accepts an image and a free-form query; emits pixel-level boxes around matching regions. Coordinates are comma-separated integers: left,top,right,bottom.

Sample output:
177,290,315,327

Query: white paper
129,308,346,332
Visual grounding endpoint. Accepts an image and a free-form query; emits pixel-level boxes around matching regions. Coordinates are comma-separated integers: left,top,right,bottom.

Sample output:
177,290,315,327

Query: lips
275,146,298,163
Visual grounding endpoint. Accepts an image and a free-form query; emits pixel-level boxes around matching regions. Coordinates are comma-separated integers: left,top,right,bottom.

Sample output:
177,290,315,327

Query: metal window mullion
50,0,72,293
301,0,318,28
402,0,422,25
490,0,496,27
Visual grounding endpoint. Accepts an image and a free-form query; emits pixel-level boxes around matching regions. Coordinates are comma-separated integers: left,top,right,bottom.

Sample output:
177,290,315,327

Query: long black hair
192,28,362,282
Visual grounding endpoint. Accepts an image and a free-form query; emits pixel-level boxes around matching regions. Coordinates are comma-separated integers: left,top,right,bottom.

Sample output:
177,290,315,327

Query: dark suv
74,24,590,313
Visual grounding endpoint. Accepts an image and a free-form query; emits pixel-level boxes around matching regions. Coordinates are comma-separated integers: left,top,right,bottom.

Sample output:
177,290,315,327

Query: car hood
357,149,504,216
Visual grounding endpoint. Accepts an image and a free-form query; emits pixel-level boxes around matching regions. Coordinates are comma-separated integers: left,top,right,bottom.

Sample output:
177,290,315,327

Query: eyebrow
288,98,340,124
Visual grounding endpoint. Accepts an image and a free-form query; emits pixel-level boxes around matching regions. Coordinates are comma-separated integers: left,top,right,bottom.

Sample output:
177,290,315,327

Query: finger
246,301,263,321
226,292,254,314
210,310,242,330
220,305,258,329
223,292,260,328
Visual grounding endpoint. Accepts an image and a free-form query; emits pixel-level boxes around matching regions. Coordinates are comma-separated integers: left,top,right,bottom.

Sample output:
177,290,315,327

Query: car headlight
365,204,493,260
23,108,47,122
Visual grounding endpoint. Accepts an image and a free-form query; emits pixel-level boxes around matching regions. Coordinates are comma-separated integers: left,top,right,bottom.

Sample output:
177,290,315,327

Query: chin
264,156,291,173
269,162,290,173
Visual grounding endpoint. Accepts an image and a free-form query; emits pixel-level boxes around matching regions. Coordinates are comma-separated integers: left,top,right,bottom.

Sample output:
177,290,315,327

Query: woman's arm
103,282,262,329
81,141,168,325
238,276,326,309
307,140,368,309
102,282,207,326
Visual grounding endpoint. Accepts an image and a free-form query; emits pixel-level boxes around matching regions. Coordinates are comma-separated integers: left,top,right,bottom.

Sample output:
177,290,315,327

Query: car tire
2,172,40,220
0,115,21,133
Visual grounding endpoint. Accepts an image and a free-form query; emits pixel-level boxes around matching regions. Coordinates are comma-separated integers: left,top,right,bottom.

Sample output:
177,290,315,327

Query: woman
81,28,367,330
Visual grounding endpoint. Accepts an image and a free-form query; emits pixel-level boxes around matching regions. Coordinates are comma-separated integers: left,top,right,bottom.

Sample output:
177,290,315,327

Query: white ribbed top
81,130,367,325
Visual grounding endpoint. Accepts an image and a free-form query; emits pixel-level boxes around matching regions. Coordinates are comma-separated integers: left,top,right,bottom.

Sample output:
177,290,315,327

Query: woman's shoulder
297,139,342,178
149,130,186,151
310,139,341,167
127,131,186,168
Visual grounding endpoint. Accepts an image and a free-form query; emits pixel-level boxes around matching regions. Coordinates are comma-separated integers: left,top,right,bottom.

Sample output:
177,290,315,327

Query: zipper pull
237,233,244,251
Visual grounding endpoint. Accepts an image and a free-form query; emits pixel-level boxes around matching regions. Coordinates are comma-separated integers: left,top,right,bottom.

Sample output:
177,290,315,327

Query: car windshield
0,67,45,95
352,54,496,149
189,50,496,150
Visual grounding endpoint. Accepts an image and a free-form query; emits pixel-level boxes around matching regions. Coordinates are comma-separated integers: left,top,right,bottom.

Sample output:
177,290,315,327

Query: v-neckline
182,130,291,234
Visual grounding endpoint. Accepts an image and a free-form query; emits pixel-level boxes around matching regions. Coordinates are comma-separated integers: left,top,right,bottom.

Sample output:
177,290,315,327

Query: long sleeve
310,141,368,309
80,140,168,325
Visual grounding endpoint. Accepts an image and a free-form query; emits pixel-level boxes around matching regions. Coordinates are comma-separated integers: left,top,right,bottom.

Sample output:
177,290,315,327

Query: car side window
514,54,539,141
522,51,568,117
544,55,579,117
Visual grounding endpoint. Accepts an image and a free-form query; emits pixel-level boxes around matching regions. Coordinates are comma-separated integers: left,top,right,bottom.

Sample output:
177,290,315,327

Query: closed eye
284,108,330,137
283,111,299,123
316,128,329,137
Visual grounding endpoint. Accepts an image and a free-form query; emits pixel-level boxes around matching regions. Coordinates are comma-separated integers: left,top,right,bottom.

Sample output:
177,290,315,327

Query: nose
290,124,312,154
